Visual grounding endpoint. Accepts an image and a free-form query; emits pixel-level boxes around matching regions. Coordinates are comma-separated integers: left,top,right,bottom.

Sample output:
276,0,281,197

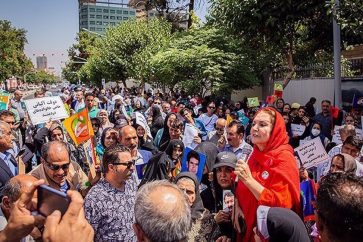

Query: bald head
2,175,38,203
216,118,226,127
134,180,191,242
14,90,23,101
41,140,69,162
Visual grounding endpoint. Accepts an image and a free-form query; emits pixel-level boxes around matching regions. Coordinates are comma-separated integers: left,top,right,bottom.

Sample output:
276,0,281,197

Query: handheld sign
181,147,207,182
291,124,306,136
24,96,69,125
294,137,329,169
83,139,96,178
0,92,10,111
247,97,259,108
183,123,199,149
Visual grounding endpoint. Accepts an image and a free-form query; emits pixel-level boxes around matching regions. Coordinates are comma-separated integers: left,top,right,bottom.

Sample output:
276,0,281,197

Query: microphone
235,153,249,183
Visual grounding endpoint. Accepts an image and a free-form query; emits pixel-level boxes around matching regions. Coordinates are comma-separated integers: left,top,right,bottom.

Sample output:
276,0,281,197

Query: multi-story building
79,0,136,35
36,55,47,70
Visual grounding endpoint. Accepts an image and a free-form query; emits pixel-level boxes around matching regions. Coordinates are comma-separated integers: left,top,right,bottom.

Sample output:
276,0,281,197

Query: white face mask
311,128,320,136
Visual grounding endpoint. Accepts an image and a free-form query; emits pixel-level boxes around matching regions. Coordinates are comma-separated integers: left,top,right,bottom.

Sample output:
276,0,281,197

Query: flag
0,92,10,111
352,93,363,109
63,108,94,146
274,90,283,98
330,106,340,119
266,95,276,105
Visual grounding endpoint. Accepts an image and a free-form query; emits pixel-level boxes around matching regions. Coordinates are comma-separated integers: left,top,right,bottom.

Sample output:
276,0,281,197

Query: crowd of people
0,86,362,242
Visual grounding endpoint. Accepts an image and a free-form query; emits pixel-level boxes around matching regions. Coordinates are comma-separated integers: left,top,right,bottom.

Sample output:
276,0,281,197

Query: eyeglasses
216,127,224,132
45,161,70,171
154,102,161,105
208,106,216,109
113,160,136,169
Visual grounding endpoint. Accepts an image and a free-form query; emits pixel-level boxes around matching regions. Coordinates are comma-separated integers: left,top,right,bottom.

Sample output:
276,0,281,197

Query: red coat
236,107,301,242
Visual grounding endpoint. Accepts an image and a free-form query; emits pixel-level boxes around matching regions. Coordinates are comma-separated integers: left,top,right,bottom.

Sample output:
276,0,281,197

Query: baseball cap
213,152,237,169
291,103,300,109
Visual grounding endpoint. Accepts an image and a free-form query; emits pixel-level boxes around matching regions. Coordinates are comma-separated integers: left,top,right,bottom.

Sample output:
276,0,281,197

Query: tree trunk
282,29,295,89
122,79,127,89
188,0,194,28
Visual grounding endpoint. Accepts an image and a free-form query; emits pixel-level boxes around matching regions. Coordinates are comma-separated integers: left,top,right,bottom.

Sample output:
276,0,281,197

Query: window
110,10,115,14
96,15,102,19
81,8,87,13
81,21,87,25
110,16,115,19
116,10,122,14
81,14,87,19
96,21,102,25
90,21,95,25
90,27,95,31
89,8,95,12
97,28,103,31
96,8,102,12
123,10,129,14
110,22,116,26
117,16,122,20
103,22,109,26
103,9,109,13
123,17,128,20
89,14,95,18
129,11,135,15
103,15,109,19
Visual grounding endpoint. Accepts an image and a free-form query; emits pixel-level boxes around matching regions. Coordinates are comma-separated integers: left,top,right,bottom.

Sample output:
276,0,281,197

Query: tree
0,20,33,81
26,70,57,84
79,18,172,88
149,27,260,96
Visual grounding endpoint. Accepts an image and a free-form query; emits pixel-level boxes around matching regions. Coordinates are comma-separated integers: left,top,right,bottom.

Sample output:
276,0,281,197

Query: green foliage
149,27,260,96
25,70,57,84
0,20,33,81
78,18,172,86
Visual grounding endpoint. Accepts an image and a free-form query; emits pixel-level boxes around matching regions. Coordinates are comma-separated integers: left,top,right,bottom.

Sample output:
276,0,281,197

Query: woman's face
170,126,182,139
216,166,233,189
330,156,344,173
104,130,117,148
135,101,141,109
177,179,196,207
172,147,183,160
136,126,145,137
283,104,291,113
345,116,355,126
298,108,306,118
312,123,321,130
113,111,120,120
282,115,289,125
167,115,177,129
251,112,274,147
99,111,108,124
276,100,284,109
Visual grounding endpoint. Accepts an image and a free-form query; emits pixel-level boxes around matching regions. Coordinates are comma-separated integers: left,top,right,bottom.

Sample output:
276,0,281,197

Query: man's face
42,145,70,185
224,195,234,211
51,129,63,142
321,102,330,114
188,157,199,174
227,125,242,148
85,95,94,109
1,116,15,130
121,127,138,151
177,104,185,113
162,103,171,113
177,179,195,207
111,151,135,181
215,121,226,136
0,124,14,151
76,91,83,102
342,144,360,158
14,91,23,101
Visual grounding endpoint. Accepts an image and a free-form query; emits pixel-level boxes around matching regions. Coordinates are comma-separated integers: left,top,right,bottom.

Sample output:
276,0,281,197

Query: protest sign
135,111,152,138
121,105,130,120
183,123,199,149
332,125,343,144
24,96,69,125
63,108,94,146
0,92,10,110
83,139,97,178
291,124,306,136
274,82,284,91
222,190,234,213
181,147,207,182
294,137,329,169
247,97,259,108
17,157,25,175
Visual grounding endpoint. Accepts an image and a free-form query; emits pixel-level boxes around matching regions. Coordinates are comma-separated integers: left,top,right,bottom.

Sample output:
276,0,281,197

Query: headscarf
195,142,219,172
331,153,357,174
309,122,327,146
256,206,310,242
159,113,177,150
175,172,205,220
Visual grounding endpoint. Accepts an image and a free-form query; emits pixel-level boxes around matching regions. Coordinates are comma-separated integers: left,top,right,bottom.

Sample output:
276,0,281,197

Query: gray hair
135,180,191,242
340,124,356,137
1,179,21,202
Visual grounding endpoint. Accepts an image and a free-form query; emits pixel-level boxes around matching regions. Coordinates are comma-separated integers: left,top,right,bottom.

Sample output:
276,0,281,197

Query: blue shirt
223,140,253,161
0,151,17,176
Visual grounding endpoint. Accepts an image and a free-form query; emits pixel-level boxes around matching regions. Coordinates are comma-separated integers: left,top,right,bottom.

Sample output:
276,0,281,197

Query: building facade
36,56,47,70
79,1,136,34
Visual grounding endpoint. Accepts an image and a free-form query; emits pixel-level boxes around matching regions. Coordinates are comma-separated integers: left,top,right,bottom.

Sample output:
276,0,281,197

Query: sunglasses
208,106,216,109
113,160,136,169
45,161,70,171
92,123,100,127
154,102,161,105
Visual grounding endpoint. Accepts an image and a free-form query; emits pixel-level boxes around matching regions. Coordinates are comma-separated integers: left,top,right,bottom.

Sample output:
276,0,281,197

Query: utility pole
333,0,342,108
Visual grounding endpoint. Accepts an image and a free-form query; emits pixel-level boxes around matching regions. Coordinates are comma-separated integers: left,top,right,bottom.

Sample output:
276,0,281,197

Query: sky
0,0,208,75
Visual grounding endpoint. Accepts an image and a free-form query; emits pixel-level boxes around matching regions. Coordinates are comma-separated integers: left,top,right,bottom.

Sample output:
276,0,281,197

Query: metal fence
272,58,363,81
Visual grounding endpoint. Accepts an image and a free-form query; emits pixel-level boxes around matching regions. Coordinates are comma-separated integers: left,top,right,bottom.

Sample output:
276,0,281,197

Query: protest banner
0,92,10,110
83,139,97,178
181,147,207,182
135,111,152,138
247,97,259,108
24,96,69,125
63,108,94,146
183,123,199,149
291,124,306,136
294,137,329,169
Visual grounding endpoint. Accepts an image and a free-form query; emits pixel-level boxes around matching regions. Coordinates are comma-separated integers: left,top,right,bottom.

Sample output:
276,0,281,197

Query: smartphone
37,185,71,217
